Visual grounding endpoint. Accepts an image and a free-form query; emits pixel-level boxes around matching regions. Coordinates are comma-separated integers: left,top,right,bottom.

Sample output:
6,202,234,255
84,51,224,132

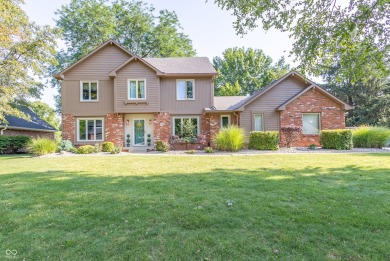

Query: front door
133,119,145,146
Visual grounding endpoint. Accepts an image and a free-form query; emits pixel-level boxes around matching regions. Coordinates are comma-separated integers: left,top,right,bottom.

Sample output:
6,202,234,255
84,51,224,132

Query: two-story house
55,40,352,149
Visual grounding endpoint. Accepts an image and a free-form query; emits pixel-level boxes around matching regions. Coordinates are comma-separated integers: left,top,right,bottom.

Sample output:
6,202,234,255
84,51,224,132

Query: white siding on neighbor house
240,76,311,136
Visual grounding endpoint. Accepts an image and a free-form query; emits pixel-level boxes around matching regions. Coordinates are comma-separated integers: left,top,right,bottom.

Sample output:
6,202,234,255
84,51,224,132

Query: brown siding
62,80,114,116
63,44,131,80
114,61,160,113
160,77,213,114
240,76,310,136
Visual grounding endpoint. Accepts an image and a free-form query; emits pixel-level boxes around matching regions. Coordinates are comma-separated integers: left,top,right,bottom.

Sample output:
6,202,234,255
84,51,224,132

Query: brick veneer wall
1,129,55,140
280,88,346,147
62,113,124,146
153,112,171,144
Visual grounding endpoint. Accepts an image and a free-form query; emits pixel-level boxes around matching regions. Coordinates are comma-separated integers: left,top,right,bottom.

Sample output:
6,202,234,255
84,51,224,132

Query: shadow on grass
0,164,389,260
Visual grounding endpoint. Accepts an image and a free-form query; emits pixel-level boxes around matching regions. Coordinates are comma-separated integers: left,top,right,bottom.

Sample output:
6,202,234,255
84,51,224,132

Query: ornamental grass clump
214,125,245,152
27,138,57,156
353,126,390,148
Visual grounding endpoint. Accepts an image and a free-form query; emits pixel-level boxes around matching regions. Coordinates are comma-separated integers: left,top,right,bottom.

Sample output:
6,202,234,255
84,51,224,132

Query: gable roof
54,40,134,80
109,56,165,77
0,106,57,132
276,84,353,111
235,71,316,110
143,57,218,76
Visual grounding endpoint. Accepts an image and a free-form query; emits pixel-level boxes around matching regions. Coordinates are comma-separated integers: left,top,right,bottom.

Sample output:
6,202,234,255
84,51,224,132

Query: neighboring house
55,40,352,149
0,106,57,139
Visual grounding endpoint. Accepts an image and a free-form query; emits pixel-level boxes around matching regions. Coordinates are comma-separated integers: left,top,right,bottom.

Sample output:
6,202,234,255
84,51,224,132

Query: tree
26,101,60,130
322,51,390,127
213,47,289,96
0,0,58,123
212,0,390,77
52,0,196,112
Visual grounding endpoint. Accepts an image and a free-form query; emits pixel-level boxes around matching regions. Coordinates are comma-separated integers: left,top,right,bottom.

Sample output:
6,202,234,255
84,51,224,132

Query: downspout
0,125,7,135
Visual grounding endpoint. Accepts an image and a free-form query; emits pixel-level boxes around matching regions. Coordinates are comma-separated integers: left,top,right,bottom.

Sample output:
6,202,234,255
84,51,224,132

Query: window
173,117,199,137
221,115,231,128
128,79,146,100
80,81,98,101
176,80,195,100
77,119,103,142
302,113,320,134
254,114,264,131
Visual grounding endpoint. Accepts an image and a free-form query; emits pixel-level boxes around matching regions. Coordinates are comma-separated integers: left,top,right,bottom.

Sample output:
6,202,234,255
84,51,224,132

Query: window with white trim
176,80,195,100
254,114,264,131
173,117,199,137
128,79,146,100
77,119,103,141
221,115,231,128
80,81,98,101
302,113,320,134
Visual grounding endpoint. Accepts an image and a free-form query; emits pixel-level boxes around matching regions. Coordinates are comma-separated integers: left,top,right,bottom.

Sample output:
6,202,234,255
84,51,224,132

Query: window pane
222,116,229,128
174,118,182,136
79,120,86,140
254,115,263,131
303,114,319,134
90,82,97,100
186,81,193,99
87,120,95,141
96,127,102,140
82,82,90,100
129,81,136,99
191,118,198,136
96,120,102,128
177,81,186,100
138,81,145,98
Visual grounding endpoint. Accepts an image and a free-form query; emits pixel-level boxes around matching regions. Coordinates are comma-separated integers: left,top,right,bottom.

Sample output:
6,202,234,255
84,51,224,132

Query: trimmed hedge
0,135,31,154
76,145,96,154
353,126,390,148
320,129,353,150
248,131,279,150
102,142,115,152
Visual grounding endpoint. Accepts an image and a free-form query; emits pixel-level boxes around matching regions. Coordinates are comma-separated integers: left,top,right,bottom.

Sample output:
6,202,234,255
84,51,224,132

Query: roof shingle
143,57,217,75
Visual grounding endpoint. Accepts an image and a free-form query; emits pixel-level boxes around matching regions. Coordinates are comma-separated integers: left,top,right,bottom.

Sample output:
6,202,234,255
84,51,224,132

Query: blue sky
23,0,293,108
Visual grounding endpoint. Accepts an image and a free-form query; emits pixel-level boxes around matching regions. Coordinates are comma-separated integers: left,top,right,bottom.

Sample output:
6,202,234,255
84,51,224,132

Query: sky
23,0,294,109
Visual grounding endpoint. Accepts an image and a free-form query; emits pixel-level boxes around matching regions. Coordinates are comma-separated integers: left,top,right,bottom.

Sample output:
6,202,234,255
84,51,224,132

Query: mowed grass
0,153,389,260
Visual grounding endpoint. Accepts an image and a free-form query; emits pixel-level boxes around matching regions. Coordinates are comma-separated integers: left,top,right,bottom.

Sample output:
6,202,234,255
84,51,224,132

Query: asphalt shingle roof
143,57,217,75
1,106,57,132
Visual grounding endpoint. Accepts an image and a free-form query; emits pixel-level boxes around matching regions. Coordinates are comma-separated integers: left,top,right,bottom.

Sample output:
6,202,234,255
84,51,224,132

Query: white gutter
0,126,56,133
0,125,7,135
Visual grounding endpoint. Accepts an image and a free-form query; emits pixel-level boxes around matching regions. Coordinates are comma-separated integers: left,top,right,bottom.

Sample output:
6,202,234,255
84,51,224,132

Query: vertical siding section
114,61,160,112
160,77,213,114
62,80,114,116
240,76,310,136
64,44,131,80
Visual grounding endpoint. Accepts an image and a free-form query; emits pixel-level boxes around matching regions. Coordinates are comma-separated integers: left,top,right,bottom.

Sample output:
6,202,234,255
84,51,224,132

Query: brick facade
62,114,75,142
280,88,346,147
153,112,171,144
104,113,124,146
1,129,55,140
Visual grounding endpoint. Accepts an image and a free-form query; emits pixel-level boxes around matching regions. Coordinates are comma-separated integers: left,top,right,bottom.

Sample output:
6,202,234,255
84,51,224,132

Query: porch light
126,119,130,126
149,119,152,125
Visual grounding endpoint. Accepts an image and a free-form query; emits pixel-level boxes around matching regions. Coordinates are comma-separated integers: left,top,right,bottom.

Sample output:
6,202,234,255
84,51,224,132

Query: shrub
185,150,196,154
204,147,214,153
281,126,302,148
76,145,96,154
58,140,74,152
156,141,170,152
308,144,317,150
353,126,390,148
214,125,245,152
111,145,122,154
27,138,57,156
248,131,279,150
0,135,31,154
320,129,353,150
102,142,115,152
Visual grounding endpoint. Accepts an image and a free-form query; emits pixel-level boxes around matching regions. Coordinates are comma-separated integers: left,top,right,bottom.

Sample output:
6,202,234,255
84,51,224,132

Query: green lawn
0,153,389,260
